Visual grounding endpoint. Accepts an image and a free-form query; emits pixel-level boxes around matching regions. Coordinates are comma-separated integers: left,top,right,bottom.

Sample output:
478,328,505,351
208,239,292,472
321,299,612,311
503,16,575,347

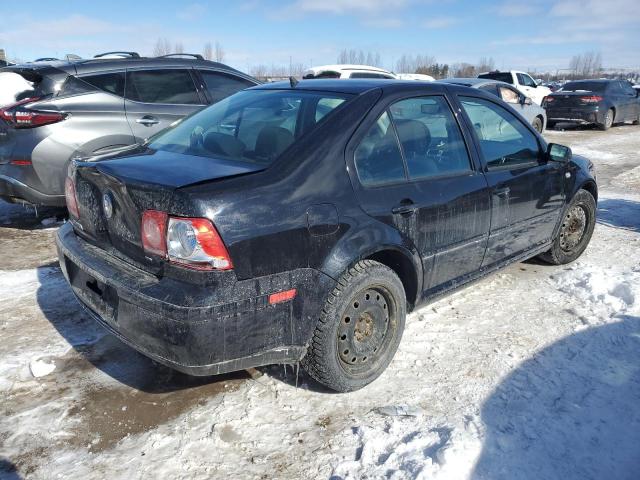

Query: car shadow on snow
597,198,640,233
473,315,640,480
35,262,248,394
0,458,22,480
0,199,66,230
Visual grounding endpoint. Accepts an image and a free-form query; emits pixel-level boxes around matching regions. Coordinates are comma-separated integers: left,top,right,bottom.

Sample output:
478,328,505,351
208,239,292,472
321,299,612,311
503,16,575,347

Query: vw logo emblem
102,192,114,219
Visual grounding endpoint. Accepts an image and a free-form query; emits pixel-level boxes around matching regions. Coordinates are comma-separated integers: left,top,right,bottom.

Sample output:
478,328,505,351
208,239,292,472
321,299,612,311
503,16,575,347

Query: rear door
456,94,565,266
347,90,491,294
195,69,256,104
124,68,206,142
617,81,638,121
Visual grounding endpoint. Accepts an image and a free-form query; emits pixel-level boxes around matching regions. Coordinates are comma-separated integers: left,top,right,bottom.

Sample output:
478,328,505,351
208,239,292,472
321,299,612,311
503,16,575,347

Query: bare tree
336,49,381,66
174,42,185,54
203,42,213,60
569,51,603,79
215,42,225,63
451,62,476,78
476,57,495,73
152,37,172,56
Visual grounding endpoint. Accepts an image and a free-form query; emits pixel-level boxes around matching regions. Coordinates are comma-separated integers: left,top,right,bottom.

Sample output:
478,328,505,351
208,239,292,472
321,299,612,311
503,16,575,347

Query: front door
457,95,565,267
347,92,491,294
124,68,206,142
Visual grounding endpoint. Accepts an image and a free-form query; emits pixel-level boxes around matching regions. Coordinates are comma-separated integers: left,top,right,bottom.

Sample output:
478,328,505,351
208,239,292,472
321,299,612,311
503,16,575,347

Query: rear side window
389,96,471,179
80,72,125,97
460,96,540,169
58,76,95,97
349,72,393,79
126,69,200,104
478,72,513,84
303,71,341,79
354,111,406,186
199,70,254,103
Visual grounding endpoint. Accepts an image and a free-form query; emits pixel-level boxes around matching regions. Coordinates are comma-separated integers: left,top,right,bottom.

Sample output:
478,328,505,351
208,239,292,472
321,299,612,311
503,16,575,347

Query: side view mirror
547,143,572,163
522,96,533,105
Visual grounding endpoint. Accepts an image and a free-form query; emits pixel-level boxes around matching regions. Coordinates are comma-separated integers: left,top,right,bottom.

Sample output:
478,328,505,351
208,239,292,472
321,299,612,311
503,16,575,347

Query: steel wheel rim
559,204,588,251
605,111,613,128
336,286,397,375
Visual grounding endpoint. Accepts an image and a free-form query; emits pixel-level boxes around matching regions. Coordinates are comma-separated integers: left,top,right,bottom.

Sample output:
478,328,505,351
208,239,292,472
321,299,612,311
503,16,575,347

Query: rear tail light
0,97,66,129
141,210,168,257
141,211,233,271
580,95,603,103
65,177,80,218
10,159,32,165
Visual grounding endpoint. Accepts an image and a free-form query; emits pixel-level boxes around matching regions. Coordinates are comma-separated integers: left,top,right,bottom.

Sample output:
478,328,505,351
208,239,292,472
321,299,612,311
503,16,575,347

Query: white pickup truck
478,70,551,105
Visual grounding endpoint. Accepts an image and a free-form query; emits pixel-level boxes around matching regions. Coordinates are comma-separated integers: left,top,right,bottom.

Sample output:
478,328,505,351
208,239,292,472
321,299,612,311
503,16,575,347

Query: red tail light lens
65,177,80,219
0,97,66,129
141,210,168,257
580,95,603,103
167,217,233,270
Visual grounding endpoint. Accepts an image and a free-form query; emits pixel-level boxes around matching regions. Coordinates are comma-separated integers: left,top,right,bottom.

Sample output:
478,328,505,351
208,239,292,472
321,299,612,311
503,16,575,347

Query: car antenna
289,76,298,88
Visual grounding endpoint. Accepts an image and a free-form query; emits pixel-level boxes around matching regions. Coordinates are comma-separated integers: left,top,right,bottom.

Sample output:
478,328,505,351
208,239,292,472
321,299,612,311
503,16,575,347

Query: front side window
388,96,471,179
148,89,351,166
517,73,537,87
460,96,540,169
199,70,254,103
126,69,200,104
498,86,520,104
354,111,406,186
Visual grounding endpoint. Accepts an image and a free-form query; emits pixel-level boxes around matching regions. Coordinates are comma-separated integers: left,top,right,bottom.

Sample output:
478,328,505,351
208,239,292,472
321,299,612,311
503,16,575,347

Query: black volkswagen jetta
57,80,597,392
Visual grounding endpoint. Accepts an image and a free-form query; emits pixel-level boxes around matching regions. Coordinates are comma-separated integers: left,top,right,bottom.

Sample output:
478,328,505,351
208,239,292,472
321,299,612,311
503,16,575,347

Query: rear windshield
147,89,351,165
478,72,513,84
560,82,607,93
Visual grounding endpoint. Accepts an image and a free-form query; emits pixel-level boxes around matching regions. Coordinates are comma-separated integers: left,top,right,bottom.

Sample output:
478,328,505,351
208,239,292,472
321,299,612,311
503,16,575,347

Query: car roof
564,79,612,84
438,77,513,88
251,78,461,95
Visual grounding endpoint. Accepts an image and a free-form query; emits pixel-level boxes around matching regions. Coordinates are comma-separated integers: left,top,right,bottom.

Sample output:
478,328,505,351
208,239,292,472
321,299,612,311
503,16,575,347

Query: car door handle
136,116,160,126
392,200,417,216
494,187,510,198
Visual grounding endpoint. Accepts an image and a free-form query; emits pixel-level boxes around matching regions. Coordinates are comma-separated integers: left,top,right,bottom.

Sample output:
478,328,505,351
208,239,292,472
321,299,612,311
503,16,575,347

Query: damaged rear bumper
56,222,333,376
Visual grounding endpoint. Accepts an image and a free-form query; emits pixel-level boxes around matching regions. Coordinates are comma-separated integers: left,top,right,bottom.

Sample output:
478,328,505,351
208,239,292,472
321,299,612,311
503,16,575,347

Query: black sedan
57,80,597,392
543,79,640,130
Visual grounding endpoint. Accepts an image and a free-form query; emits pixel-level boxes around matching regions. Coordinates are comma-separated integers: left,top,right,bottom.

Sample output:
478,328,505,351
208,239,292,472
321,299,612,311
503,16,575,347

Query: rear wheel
302,260,406,392
539,189,596,265
633,112,640,125
598,109,614,130
532,116,544,133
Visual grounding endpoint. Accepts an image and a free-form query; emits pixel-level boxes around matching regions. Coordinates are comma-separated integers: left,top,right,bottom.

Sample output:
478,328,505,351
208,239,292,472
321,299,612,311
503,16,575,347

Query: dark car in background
57,79,597,392
543,79,640,130
0,53,258,206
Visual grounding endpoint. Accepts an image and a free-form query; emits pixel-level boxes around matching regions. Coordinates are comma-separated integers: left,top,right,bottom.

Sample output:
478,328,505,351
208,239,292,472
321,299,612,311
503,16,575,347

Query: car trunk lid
546,91,603,108
72,150,265,273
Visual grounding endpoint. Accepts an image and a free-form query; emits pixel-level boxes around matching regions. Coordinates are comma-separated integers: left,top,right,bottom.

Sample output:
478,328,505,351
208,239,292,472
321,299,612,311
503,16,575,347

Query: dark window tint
561,81,607,93
199,70,254,103
354,111,406,186
126,69,200,104
58,76,95,97
478,72,513,84
349,72,394,79
389,96,471,179
81,72,125,97
460,96,540,169
303,71,340,79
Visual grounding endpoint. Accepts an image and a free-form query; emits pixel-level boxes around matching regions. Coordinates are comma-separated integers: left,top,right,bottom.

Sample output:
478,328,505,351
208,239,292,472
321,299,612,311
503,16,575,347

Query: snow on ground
1,125,639,479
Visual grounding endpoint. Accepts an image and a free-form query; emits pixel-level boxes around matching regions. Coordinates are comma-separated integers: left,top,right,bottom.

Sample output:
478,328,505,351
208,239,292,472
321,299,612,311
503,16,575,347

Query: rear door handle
392,200,417,216
494,187,510,198
136,116,160,126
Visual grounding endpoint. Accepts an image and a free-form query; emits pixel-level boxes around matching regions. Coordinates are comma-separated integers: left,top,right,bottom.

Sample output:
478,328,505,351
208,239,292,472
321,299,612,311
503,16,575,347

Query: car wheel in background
302,260,406,392
539,189,596,265
633,113,640,126
532,117,543,133
546,121,556,130
598,109,614,130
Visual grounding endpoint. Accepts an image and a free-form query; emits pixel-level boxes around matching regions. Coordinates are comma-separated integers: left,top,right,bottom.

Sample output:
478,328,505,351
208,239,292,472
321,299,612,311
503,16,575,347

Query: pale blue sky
1,0,638,73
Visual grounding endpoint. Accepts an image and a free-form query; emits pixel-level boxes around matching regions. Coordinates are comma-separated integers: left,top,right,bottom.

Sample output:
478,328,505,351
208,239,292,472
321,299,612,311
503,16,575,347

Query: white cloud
550,0,640,30
362,17,404,28
423,16,459,29
494,1,540,17
288,0,409,15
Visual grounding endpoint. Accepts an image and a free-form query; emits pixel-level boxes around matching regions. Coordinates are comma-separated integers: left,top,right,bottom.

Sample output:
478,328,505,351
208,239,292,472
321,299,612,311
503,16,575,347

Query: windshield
148,89,351,166
560,82,607,93
478,72,513,84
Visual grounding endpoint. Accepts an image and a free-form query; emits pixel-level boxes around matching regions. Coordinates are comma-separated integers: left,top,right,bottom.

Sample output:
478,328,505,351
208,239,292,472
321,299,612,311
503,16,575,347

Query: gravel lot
1,123,639,480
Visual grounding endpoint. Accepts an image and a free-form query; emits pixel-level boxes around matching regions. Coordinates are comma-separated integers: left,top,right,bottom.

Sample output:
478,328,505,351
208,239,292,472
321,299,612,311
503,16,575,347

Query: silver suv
0,52,258,206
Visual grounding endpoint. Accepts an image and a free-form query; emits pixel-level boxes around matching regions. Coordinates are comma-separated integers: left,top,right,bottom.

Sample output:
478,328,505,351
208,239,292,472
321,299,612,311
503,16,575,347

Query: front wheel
532,116,544,133
301,260,406,392
539,189,596,265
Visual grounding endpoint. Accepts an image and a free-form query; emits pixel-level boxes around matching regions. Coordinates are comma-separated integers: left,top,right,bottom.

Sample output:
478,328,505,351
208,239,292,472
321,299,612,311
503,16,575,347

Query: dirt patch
0,227,58,270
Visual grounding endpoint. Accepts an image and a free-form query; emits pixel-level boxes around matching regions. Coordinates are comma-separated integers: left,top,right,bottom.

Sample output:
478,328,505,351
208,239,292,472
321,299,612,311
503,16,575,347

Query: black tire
532,116,544,133
539,189,596,265
633,113,639,126
546,120,556,130
598,109,614,130
301,260,406,392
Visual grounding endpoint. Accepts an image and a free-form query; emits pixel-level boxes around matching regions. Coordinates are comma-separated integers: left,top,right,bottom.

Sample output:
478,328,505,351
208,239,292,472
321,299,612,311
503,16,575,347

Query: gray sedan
437,78,547,133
